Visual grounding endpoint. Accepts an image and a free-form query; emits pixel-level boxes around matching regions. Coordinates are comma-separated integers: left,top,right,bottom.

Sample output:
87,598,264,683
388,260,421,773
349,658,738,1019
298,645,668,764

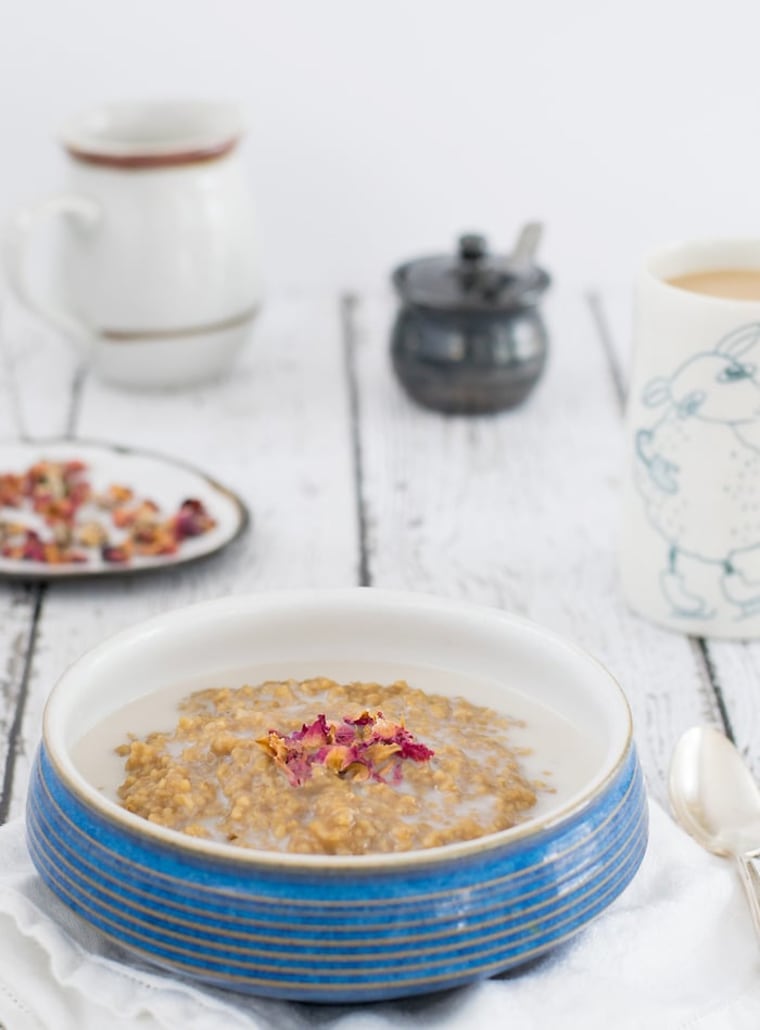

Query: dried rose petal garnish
257,711,435,787
0,458,217,567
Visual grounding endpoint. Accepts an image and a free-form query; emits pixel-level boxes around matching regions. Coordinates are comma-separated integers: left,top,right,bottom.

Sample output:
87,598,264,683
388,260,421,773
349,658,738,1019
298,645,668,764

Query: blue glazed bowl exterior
27,738,647,1003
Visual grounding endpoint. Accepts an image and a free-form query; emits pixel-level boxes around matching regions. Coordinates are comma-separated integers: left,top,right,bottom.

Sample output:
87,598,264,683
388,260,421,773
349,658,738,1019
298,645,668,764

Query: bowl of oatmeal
27,589,647,1003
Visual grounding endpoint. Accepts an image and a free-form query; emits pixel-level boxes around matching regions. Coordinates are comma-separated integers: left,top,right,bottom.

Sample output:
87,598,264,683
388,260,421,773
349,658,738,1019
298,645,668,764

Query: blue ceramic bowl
27,590,647,1003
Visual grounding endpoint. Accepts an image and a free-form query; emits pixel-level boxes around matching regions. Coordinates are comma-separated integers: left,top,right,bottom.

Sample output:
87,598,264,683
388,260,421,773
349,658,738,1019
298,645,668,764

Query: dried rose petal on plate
172,498,217,540
0,459,218,568
0,474,26,508
95,483,135,509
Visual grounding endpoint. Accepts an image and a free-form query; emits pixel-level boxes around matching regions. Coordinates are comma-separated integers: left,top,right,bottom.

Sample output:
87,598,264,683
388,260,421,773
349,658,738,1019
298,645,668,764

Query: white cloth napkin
0,800,758,1030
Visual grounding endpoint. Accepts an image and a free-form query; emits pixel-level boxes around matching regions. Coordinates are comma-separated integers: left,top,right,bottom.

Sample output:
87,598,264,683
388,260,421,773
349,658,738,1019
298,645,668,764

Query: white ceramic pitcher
4,101,260,388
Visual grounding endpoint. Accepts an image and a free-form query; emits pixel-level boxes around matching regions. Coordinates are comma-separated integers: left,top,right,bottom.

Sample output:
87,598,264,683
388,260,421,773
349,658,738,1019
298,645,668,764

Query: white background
0,0,757,292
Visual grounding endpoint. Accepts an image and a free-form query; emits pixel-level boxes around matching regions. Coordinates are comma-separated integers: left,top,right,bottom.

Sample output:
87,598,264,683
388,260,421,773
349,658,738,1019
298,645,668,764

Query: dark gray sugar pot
391,225,551,414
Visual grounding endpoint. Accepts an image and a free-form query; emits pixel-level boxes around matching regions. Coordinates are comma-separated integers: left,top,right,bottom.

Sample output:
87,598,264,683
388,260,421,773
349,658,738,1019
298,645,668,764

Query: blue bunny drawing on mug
634,323,760,620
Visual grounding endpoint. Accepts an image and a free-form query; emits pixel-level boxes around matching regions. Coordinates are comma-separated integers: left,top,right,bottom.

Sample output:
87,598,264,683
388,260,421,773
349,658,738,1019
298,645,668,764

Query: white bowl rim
41,588,635,871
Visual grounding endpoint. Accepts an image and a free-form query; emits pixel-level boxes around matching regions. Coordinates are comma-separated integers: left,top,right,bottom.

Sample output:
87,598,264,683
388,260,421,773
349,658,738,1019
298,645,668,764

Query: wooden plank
699,641,760,777
5,293,358,818
351,288,718,805
0,307,80,821
596,285,760,776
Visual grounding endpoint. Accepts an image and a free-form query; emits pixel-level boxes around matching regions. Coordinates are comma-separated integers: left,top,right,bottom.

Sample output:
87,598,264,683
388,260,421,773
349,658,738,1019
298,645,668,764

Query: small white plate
0,438,249,581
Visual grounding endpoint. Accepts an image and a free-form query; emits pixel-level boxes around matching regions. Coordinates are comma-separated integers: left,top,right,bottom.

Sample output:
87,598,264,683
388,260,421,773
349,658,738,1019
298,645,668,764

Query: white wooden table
1,284,758,827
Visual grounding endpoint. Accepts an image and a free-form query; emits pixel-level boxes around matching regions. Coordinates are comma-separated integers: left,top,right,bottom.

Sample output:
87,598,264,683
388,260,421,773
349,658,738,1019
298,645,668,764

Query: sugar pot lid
393,224,550,312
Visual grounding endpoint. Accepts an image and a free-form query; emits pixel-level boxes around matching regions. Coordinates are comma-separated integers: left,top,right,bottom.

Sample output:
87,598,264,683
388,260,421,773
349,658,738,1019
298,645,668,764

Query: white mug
621,239,760,638
4,101,260,388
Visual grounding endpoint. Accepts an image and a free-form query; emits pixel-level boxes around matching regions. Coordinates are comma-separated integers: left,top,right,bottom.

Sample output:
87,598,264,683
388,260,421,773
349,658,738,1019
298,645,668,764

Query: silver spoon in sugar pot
669,725,760,944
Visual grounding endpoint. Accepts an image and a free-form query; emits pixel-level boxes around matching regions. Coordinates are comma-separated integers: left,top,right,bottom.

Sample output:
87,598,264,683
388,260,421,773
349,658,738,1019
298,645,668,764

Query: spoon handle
734,853,760,945
510,222,543,270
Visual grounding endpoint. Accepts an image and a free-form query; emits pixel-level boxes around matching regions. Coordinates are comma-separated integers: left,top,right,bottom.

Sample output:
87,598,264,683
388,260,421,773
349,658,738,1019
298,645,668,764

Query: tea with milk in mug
667,268,760,300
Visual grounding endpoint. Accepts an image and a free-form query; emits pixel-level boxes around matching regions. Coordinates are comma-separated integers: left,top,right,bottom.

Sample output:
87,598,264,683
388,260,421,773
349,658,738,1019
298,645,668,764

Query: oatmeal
116,677,541,855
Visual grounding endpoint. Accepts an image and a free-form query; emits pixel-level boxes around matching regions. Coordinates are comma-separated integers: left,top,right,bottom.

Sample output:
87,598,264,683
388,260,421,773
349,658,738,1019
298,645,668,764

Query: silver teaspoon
669,725,760,943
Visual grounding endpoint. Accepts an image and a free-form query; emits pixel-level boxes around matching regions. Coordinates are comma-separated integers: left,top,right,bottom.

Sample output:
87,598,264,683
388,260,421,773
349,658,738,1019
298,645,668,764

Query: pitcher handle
3,194,102,346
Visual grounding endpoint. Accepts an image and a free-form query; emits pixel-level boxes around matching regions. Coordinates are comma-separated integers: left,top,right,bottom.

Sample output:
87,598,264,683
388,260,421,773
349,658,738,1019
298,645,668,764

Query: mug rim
642,237,760,307
60,100,243,169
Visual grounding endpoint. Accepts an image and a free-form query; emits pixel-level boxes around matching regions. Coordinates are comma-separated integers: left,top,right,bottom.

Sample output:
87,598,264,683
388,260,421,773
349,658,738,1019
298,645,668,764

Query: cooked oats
116,677,540,855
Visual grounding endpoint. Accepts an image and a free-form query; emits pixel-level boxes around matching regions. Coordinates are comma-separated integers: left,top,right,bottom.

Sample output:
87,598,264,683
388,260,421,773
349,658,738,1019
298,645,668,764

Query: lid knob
458,234,488,263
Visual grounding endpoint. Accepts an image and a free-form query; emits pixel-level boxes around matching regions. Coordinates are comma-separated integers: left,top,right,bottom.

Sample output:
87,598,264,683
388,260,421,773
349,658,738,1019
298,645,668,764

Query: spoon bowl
669,725,760,944
669,725,760,856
